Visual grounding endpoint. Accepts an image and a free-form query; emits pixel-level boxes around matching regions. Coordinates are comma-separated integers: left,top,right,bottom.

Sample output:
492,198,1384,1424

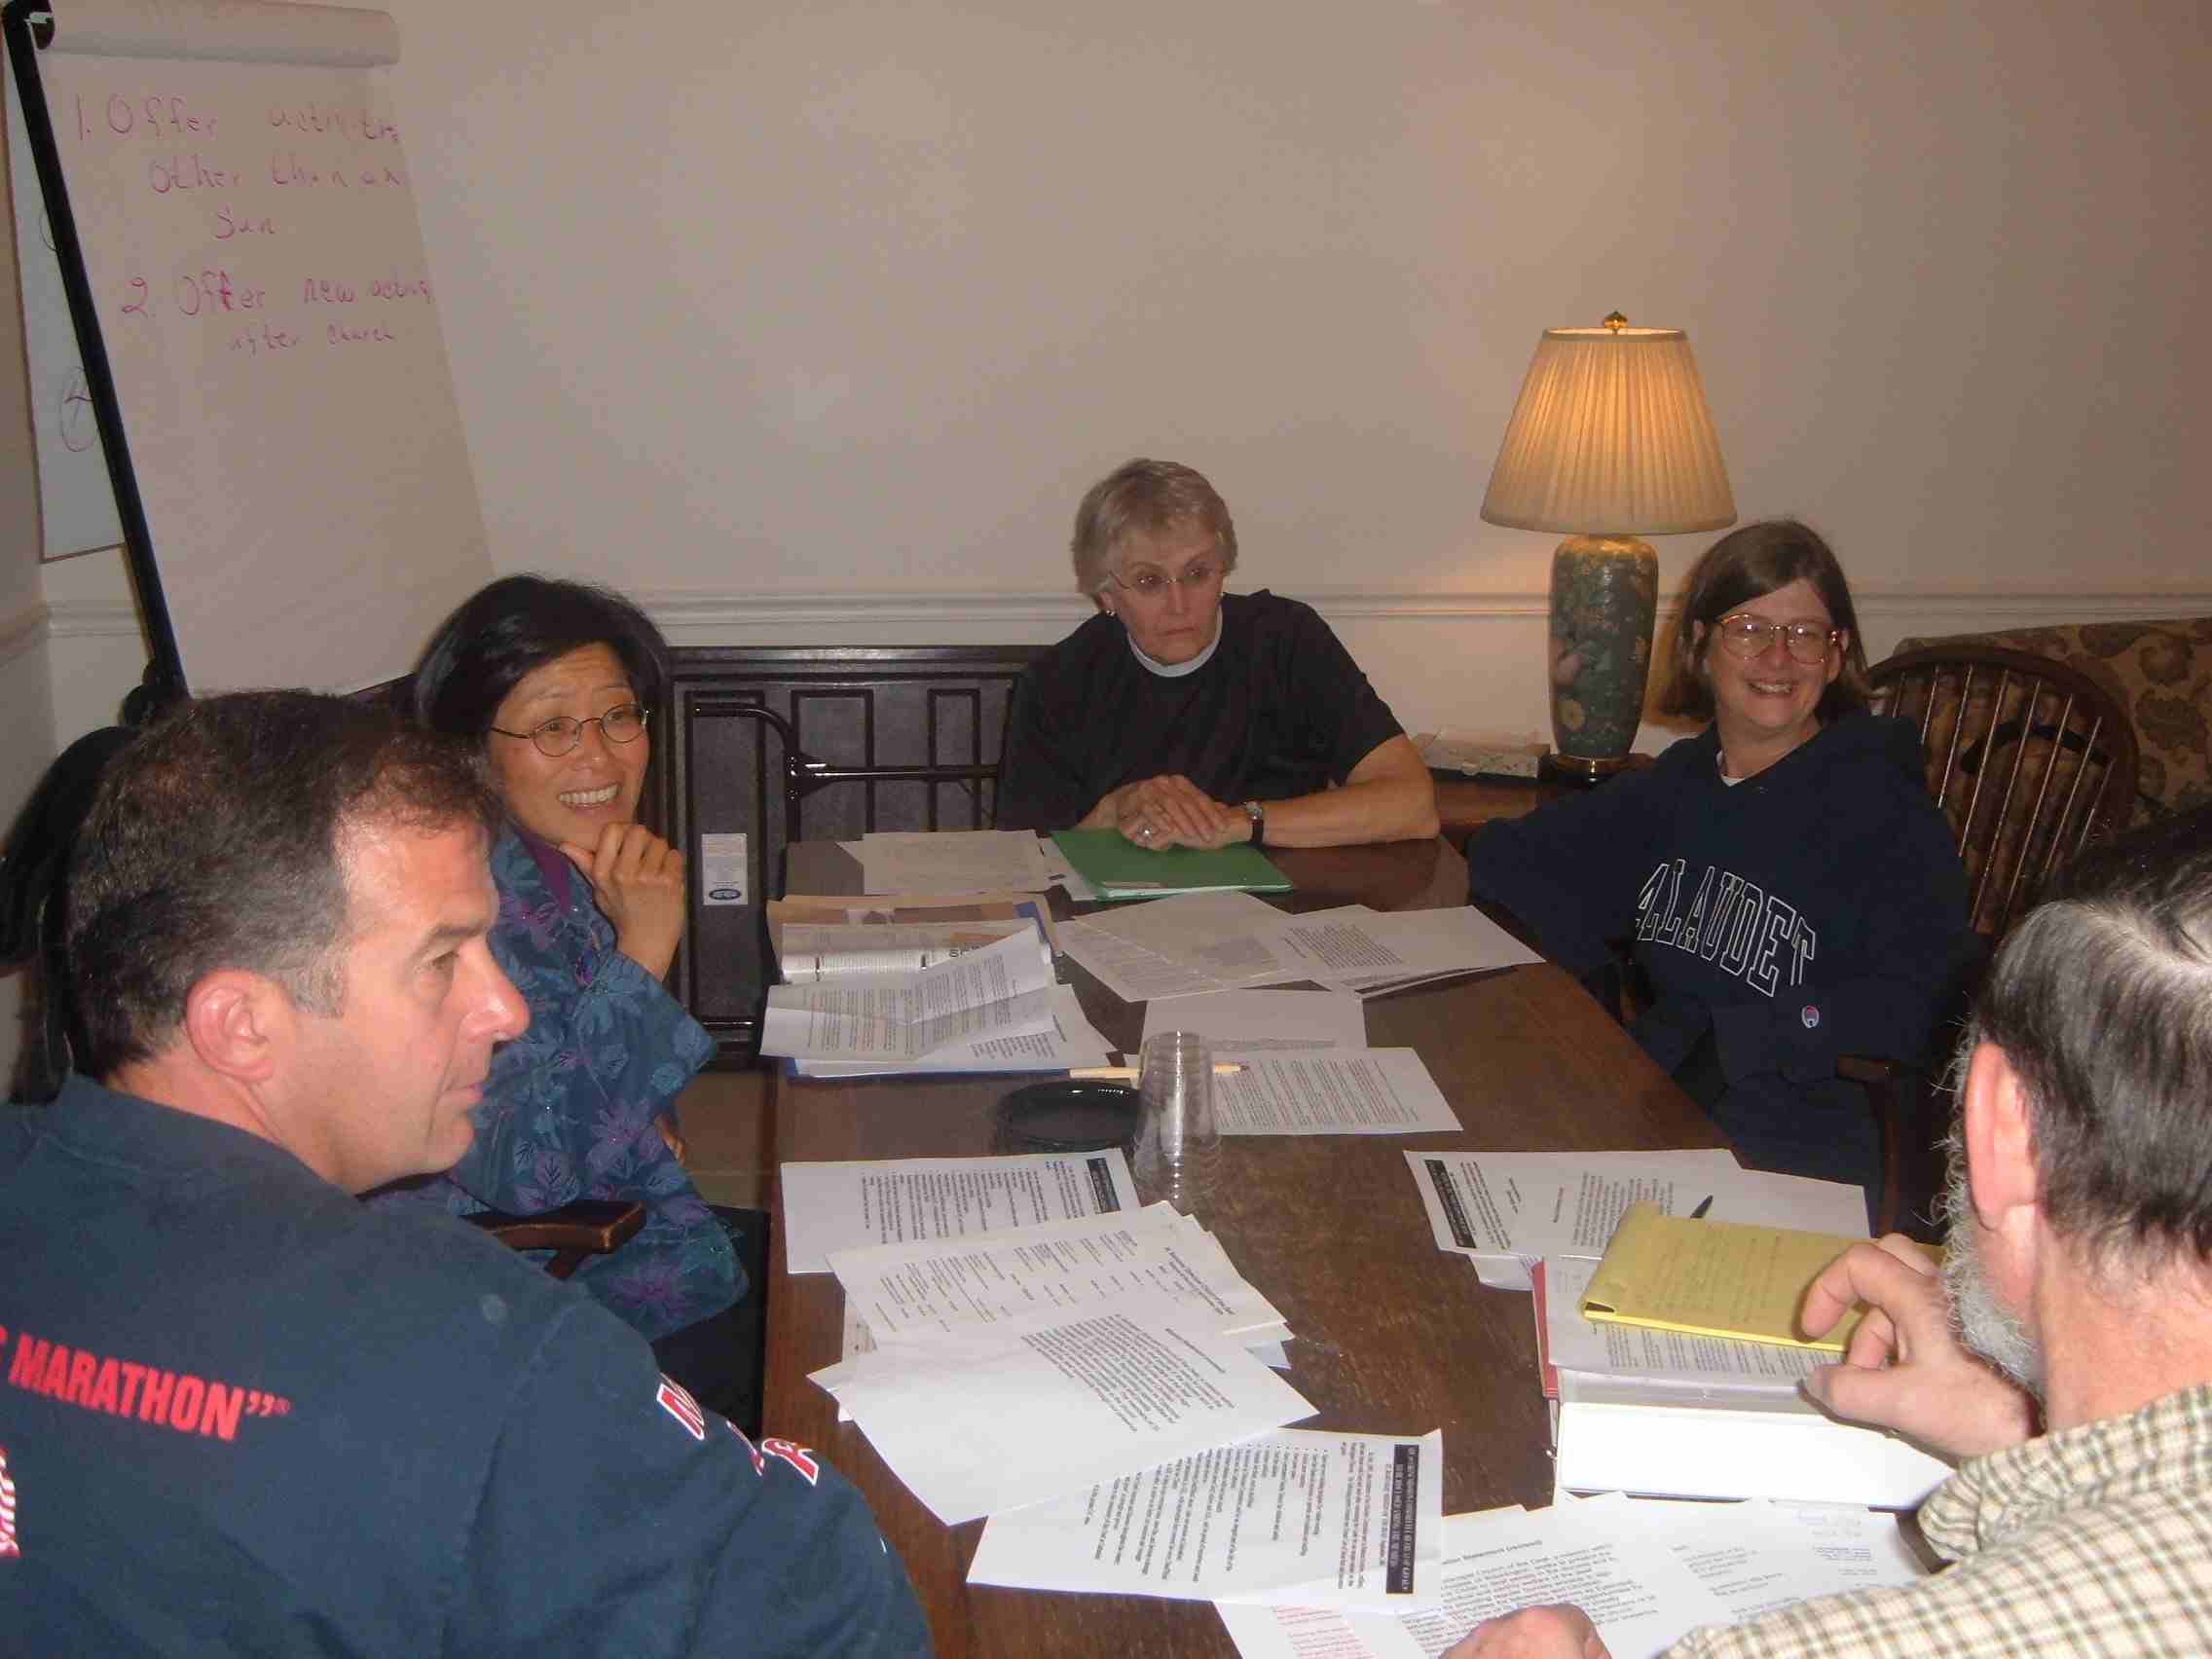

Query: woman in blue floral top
370,576,741,1390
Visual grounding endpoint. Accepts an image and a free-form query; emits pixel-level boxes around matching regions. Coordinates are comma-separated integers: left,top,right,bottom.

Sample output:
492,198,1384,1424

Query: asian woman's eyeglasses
489,702,649,757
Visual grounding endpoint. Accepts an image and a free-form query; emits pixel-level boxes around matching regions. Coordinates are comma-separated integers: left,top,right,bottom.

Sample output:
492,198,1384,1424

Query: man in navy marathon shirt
0,691,928,1656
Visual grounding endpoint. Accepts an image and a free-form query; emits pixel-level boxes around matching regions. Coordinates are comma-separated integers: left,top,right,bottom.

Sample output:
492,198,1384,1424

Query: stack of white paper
1542,1254,1831,1397
829,1201,1290,1350
1055,890,1304,1003
1404,1148,1745,1291
810,1204,1317,1525
761,929,1113,1077
1215,1491,1925,1659
1209,1051,1461,1135
781,1149,1142,1272
1137,987,1367,1056
858,830,1055,895
777,918,1047,979
1264,904,1540,998
1134,989,1453,1134
1535,1236,1951,1508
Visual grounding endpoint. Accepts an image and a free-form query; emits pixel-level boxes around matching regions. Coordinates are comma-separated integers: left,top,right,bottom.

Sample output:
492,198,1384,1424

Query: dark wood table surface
761,836,1723,1658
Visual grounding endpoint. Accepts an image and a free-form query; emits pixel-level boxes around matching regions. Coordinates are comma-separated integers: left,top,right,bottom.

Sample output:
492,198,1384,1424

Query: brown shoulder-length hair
1655,518,1872,721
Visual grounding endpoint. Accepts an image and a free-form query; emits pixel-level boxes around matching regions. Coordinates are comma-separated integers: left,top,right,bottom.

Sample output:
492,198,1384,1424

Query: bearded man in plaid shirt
1456,803,2212,1659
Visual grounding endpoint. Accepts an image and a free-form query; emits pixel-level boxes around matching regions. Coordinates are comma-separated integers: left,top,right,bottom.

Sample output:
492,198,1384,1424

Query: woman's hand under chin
560,821,688,979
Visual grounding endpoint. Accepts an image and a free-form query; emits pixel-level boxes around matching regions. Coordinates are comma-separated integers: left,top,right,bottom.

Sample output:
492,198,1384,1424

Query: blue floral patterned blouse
369,826,738,1341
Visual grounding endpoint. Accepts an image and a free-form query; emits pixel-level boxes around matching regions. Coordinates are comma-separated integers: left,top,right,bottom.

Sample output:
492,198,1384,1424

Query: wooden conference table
760,835,1725,1658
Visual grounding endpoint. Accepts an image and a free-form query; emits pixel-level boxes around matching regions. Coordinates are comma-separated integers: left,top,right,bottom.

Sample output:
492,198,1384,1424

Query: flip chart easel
2,0,492,706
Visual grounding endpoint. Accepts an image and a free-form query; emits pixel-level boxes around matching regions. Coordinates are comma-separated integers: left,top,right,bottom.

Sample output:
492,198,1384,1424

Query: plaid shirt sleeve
1671,1384,2212,1657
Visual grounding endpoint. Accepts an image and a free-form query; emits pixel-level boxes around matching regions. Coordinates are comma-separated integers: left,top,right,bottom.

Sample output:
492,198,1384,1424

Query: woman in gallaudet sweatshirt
1468,521,1974,1213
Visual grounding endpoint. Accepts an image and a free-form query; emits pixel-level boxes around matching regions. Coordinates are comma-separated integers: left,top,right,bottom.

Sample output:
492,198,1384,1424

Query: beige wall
385,0,2200,600
33,0,2212,742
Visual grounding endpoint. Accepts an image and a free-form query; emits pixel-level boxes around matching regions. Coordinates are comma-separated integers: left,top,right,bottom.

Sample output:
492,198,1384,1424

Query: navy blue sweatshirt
1467,713,1973,1190
0,1077,930,1658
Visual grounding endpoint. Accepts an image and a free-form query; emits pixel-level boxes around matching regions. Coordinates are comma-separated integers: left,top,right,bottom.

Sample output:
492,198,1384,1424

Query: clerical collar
1128,611,1224,678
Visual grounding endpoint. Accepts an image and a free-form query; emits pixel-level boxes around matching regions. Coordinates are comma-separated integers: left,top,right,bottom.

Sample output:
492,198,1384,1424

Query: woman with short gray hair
996,458,1438,850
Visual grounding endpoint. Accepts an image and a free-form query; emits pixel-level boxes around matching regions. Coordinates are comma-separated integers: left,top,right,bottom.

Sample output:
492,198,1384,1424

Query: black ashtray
995,1080,1140,1156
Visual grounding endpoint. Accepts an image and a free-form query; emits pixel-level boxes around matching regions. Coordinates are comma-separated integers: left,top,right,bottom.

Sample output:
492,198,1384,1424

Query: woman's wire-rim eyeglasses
1111,561,1222,599
1713,615,1840,665
489,702,650,757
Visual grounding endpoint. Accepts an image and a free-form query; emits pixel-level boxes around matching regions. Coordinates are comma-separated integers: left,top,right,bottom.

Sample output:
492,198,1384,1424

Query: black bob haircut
411,574,670,739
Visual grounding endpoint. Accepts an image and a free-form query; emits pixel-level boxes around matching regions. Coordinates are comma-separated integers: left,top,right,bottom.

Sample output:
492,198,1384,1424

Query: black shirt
995,589,1406,831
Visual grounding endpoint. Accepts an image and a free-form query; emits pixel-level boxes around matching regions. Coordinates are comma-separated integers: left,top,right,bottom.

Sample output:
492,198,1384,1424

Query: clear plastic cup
1131,1031,1222,1214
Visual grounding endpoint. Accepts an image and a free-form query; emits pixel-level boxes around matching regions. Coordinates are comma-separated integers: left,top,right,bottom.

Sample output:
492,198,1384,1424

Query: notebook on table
1048,830,1292,902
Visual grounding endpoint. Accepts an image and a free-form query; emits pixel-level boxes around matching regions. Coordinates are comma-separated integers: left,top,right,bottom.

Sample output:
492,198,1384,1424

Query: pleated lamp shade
1481,325,1736,535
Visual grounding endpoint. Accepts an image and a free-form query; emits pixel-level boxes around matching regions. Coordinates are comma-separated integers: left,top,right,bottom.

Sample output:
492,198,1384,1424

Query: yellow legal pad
1578,1201,1870,1353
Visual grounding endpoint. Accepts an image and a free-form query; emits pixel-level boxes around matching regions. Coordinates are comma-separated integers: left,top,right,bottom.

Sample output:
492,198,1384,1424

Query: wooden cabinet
645,645,1043,1055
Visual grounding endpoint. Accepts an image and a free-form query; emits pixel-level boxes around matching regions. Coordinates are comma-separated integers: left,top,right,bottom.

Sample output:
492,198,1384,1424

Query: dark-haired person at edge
1449,805,2212,1657
1467,521,1972,1212
0,692,927,1654
994,458,1440,850
365,575,750,1419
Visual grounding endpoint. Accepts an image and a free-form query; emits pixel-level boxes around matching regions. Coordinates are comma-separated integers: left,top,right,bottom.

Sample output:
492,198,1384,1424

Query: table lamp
1481,313,1736,782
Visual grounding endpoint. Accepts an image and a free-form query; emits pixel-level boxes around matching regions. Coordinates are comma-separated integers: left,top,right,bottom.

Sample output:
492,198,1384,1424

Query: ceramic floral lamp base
1547,534,1659,774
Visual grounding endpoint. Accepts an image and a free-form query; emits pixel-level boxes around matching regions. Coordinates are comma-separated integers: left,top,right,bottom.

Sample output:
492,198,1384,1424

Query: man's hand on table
1799,1233,2037,1461
1447,1605,1611,1659
1440,1232,2038,1659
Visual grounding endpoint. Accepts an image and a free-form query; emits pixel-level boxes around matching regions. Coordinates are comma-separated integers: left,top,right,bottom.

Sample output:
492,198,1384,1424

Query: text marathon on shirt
1635,861,1815,999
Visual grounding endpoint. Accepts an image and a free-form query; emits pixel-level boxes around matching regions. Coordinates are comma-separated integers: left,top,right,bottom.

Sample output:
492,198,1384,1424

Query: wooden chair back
1868,644,2139,940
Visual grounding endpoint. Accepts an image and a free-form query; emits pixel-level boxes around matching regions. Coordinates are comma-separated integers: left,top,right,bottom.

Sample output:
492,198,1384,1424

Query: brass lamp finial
1602,311,1629,333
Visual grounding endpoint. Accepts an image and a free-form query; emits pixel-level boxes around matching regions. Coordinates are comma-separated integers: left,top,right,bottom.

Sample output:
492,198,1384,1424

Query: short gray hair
1963,805,2212,1269
1069,459,1239,596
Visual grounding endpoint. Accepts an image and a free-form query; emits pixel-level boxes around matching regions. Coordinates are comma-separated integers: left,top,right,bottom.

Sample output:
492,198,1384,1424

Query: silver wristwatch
1241,799,1265,845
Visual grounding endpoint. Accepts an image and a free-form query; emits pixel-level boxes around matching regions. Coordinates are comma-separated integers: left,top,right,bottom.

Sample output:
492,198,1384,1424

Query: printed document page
1264,905,1539,995
769,890,1060,948
1567,1493,1924,1618
831,1289,1291,1424
781,1149,1138,1272
827,1201,1287,1347
859,830,1055,894
791,983,1112,1078
1056,890,1302,1003
776,918,1043,979
1219,1494,1922,1658
811,1298,1316,1524
1214,1051,1461,1136
1140,987,1368,1056
1404,1149,1742,1290
969,1428,1443,1609
1216,1503,1731,1659
760,930,1056,1062
1682,1169,1873,1236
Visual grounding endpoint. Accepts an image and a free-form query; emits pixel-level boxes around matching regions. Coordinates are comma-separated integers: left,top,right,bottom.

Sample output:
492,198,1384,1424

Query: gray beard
1938,1152,2046,1396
